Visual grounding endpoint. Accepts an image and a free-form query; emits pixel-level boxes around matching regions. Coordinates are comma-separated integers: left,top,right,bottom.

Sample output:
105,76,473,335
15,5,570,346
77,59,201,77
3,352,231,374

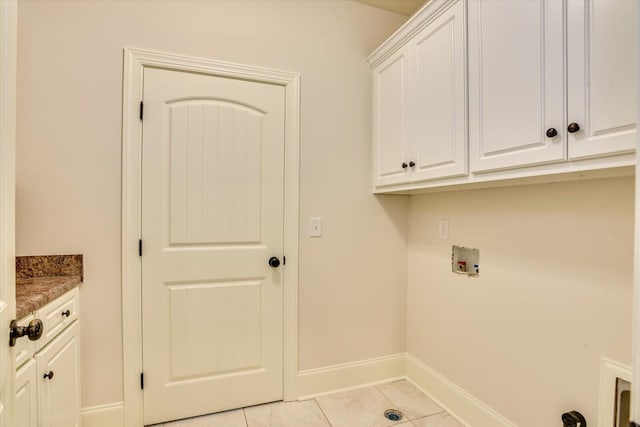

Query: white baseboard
598,358,631,427
85,354,521,427
406,354,517,427
81,401,125,427
297,353,407,399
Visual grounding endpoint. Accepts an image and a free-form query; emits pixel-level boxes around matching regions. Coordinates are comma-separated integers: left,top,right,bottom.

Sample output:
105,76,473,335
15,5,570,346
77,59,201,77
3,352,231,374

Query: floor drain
384,409,404,422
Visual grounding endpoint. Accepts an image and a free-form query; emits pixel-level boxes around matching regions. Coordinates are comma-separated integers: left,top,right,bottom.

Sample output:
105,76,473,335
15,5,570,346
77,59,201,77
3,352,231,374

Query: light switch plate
439,220,448,240
309,217,322,237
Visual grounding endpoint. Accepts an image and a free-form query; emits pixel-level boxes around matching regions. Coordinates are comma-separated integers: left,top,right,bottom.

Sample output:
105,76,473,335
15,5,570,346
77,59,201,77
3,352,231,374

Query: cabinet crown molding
367,0,460,68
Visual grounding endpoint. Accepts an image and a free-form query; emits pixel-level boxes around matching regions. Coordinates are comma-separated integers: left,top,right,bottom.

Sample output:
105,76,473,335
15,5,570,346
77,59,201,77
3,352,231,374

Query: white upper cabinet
468,0,565,173
369,0,636,193
412,0,467,182
567,0,637,160
370,0,466,190
372,46,411,188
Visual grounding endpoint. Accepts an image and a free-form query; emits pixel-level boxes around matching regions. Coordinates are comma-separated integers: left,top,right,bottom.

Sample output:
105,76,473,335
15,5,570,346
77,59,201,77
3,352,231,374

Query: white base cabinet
15,360,37,427
14,288,80,427
36,322,80,427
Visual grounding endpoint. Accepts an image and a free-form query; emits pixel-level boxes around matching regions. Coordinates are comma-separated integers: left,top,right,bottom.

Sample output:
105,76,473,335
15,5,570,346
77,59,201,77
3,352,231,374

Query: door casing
0,1,17,425
121,48,300,426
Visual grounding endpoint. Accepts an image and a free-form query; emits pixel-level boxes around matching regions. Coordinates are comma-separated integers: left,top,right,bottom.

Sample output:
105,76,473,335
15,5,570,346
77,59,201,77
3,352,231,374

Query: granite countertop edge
16,275,82,320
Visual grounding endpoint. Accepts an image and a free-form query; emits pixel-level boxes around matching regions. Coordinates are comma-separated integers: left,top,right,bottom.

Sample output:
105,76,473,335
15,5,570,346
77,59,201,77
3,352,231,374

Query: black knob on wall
546,128,558,138
561,410,586,427
567,122,581,133
268,257,281,268
43,371,54,380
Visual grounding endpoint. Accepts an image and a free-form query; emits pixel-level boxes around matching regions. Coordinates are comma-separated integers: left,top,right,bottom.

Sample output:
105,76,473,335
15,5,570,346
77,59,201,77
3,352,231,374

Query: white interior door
141,67,285,425
0,1,17,426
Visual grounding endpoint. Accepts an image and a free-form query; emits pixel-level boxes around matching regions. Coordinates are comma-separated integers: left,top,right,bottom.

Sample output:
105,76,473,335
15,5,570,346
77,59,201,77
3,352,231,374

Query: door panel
15,360,36,427
168,280,261,379
568,0,637,159
36,323,80,427
168,101,262,245
469,0,565,172
412,0,467,182
142,67,285,425
373,47,411,187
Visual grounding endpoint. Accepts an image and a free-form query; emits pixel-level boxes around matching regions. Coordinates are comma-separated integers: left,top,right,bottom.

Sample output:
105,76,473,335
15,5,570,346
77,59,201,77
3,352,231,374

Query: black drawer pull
43,371,54,380
61,310,71,317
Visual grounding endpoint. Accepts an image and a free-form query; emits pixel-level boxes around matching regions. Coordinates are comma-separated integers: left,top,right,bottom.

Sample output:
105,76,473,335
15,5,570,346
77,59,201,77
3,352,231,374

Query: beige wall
16,0,408,408
407,177,634,427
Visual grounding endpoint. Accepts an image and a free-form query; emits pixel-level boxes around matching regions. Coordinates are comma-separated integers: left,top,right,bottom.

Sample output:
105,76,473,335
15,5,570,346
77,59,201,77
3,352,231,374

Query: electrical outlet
439,220,449,240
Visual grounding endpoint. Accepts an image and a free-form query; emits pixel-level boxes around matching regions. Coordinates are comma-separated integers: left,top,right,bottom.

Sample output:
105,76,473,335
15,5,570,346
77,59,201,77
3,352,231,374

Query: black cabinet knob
43,371,54,380
546,128,558,138
401,162,408,169
409,161,415,167
61,310,71,317
567,123,580,133
268,257,280,268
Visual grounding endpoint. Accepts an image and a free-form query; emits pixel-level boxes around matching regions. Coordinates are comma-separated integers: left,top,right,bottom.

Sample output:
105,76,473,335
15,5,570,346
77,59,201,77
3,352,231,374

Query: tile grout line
242,407,249,427
313,397,335,427
375,382,446,423
373,384,407,427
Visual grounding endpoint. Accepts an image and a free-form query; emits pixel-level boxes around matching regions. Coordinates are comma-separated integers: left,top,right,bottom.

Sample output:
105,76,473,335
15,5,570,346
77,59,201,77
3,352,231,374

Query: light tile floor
158,380,464,427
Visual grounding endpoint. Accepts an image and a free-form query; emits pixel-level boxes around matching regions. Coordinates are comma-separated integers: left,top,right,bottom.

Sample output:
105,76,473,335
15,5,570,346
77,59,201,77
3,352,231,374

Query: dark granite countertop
15,255,83,319
16,275,81,319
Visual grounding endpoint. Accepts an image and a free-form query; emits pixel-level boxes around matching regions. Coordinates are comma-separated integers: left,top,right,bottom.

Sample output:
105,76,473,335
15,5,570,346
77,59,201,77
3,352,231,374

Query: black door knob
409,161,415,167
9,318,43,347
401,162,408,169
268,257,281,268
567,122,580,133
546,128,558,138
43,371,54,380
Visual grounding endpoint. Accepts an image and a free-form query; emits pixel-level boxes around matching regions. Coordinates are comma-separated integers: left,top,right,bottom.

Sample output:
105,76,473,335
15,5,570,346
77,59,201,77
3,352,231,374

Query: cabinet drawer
35,287,79,351
14,314,35,369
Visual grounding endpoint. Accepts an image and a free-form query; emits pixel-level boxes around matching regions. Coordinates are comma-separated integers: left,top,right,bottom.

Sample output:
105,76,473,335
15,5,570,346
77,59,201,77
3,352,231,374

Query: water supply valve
561,411,586,427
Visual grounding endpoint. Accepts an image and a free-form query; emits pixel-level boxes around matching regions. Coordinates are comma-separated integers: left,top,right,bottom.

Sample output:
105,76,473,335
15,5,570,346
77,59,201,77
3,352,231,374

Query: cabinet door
15,360,37,427
372,46,411,188
36,322,80,427
468,0,565,173
412,0,467,182
567,0,637,159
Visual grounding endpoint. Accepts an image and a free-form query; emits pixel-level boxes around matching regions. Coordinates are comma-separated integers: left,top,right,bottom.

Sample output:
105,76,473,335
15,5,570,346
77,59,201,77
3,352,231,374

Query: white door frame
121,48,300,426
633,2,640,422
0,1,17,425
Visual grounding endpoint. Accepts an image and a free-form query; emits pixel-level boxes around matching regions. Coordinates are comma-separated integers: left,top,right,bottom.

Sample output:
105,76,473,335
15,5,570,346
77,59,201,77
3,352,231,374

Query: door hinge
138,239,142,257
140,372,144,390
283,256,286,265
139,101,144,120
